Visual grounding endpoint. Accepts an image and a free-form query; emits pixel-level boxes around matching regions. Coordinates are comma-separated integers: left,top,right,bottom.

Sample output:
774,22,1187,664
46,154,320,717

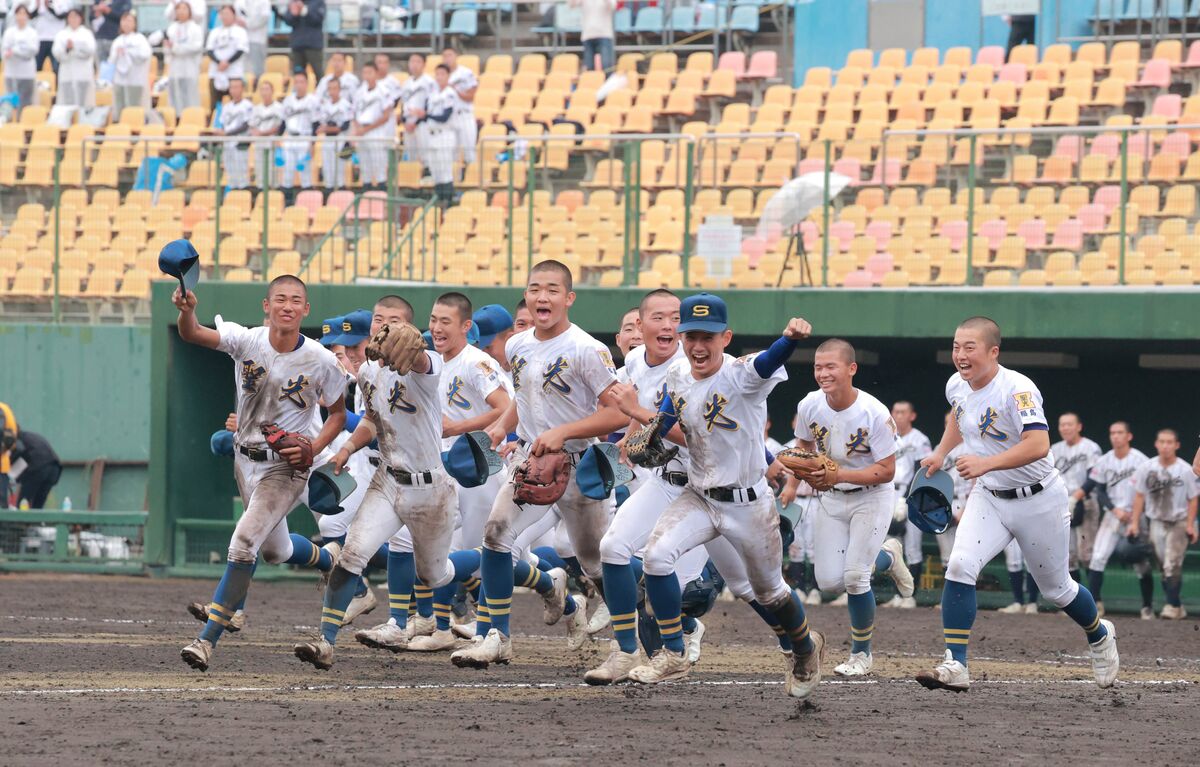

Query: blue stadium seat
696,4,727,30
1090,0,1125,19
137,4,168,34
634,6,664,35
555,6,583,33
324,8,341,34
446,9,478,37
1121,0,1156,18
670,7,695,34
613,7,633,35
728,4,759,35
402,9,442,36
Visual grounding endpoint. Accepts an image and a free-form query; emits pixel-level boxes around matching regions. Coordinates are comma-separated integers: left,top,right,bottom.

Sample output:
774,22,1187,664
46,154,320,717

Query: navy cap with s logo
677,293,728,333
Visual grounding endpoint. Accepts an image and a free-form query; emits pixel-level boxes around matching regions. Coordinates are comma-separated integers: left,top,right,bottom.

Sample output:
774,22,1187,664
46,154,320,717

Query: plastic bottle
62,497,72,511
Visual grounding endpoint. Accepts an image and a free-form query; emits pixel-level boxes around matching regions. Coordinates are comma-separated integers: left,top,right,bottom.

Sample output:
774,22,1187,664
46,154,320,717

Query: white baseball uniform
315,70,360,103
423,86,459,186
896,427,933,566
1087,447,1148,572
215,95,253,188
449,64,478,164
1054,435,1103,566
215,320,346,565
398,72,435,163
353,82,393,185
280,91,319,189
1133,456,1198,579
935,444,972,562
796,388,898,595
318,95,354,189
942,366,1080,608
341,352,457,588
782,436,817,565
249,98,283,188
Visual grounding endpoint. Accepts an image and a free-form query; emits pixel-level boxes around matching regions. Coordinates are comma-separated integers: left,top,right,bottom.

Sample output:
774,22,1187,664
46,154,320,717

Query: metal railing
0,509,146,574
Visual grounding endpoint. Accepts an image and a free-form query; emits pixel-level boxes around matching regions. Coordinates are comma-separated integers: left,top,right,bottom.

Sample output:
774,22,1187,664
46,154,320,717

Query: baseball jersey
318,96,354,131
357,351,444,472
1087,448,1148,511
399,73,435,121
1051,437,1102,493
945,365,1055,492
216,321,346,449
426,86,458,122
282,92,319,136
449,65,477,102
354,83,392,136
204,23,248,84
944,444,973,502
765,436,785,455
1133,457,1198,522
359,74,402,112
316,71,360,103
618,343,688,473
505,324,618,453
795,388,897,491
663,352,786,491
217,96,253,136
440,343,512,451
894,427,932,492
250,99,284,134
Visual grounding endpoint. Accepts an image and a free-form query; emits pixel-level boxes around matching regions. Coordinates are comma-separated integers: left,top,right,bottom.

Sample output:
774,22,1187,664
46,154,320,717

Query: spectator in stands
0,402,16,508
90,0,129,63
10,429,62,509
34,0,75,74
165,0,206,28
2,4,38,109
154,0,204,112
1005,13,1035,57
108,11,151,114
50,8,94,107
249,78,284,188
572,0,615,72
316,75,352,189
236,0,270,77
205,4,247,110
277,0,324,80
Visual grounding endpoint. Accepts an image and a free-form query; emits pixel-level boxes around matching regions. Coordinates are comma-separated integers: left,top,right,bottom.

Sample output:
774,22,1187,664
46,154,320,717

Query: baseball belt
988,481,1046,500
705,485,758,504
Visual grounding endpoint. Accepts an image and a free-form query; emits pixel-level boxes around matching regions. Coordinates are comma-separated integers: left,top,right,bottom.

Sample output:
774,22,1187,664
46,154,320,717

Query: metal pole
527,146,536,272
682,141,694,287
965,134,977,286
52,149,61,323
261,145,270,277
821,139,830,287
506,150,514,286
387,146,397,275
214,142,223,273
633,140,642,276
1118,130,1128,284
622,143,632,285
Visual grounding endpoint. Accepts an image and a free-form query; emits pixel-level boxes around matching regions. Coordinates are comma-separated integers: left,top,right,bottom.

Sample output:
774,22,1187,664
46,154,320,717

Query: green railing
0,509,147,573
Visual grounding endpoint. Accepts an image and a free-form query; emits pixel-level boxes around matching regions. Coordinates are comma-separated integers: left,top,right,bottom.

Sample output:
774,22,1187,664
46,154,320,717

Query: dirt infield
2,573,1198,765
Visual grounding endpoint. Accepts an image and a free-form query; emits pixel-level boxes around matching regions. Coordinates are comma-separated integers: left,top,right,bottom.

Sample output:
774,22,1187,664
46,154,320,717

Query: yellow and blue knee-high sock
431,549,483,631
941,579,976,665
387,549,415,628
321,566,361,645
480,546,515,636
414,583,434,619
768,590,816,655
1009,570,1026,604
532,545,567,571
748,599,792,652
847,592,875,655
514,557,577,615
643,573,686,655
1062,585,1108,643
285,533,335,570
1024,571,1040,605
601,560,640,654
322,535,370,597
199,560,256,645
474,584,491,638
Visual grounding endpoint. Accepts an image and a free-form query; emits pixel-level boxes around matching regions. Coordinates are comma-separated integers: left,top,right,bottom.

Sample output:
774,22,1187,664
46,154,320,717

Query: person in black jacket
90,0,130,63
11,430,62,509
278,0,325,80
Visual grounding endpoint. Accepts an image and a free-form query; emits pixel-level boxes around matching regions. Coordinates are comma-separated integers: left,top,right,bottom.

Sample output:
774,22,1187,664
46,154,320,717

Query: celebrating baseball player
889,400,931,607
915,317,1118,692
176,274,348,672
1053,412,1103,581
784,339,913,678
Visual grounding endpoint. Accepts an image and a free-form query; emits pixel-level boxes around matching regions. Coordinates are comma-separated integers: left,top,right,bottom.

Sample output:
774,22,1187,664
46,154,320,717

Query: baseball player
887,400,931,608
176,275,348,672
474,304,516,372
442,45,478,167
249,79,284,189
915,316,1117,692
621,293,826,699
314,51,360,103
778,426,821,605
279,71,318,195
369,52,402,130
786,339,912,677
351,62,393,190
424,64,459,203
208,77,253,189
512,300,533,333
1053,412,1103,580
448,260,627,668
316,77,354,190
614,307,642,359
1079,421,1152,619
1128,428,1199,620
397,52,435,166
294,301,459,670
204,5,248,108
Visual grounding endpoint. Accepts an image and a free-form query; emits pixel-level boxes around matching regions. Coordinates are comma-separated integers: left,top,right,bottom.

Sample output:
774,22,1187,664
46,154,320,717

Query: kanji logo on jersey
510,356,527,391
388,381,416,414
808,422,829,454
1013,391,1038,418
845,428,871,456
240,359,266,393
978,407,1008,442
542,356,571,394
279,374,310,408
446,376,472,410
703,393,738,432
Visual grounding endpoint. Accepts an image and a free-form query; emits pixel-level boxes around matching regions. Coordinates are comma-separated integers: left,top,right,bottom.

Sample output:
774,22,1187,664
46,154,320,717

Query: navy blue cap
906,469,956,535
473,304,514,348
307,463,358,515
319,315,345,347
210,429,234,457
331,308,372,346
575,443,635,500
159,239,201,292
677,293,728,333
441,432,504,488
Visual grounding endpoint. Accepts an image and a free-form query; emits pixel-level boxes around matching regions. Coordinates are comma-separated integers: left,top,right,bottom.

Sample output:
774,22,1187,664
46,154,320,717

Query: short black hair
529,259,573,292
375,294,413,323
1158,428,1180,442
1110,420,1131,433
1059,412,1081,424
435,291,472,322
639,288,678,314
361,62,377,72
436,63,451,74
267,274,306,297
515,298,527,312
958,316,1002,349
815,338,856,364
443,45,457,54
292,69,307,81
410,52,426,63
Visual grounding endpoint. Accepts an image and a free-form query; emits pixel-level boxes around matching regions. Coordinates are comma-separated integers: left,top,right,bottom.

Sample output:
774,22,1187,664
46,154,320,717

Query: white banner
981,0,1040,15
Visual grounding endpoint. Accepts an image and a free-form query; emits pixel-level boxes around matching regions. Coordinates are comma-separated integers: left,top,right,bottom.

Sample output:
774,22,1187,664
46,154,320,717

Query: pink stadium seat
1183,40,1200,69
327,190,356,212
1090,134,1121,160
865,252,894,280
842,269,873,287
1094,185,1122,214
832,158,863,184
741,234,768,264
1134,59,1171,89
1053,135,1084,161
1077,203,1107,234
1016,219,1047,249
1151,94,1182,119
800,220,819,250
939,219,968,249
997,63,1027,86
864,220,893,246
798,158,825,176
743,51,777,81
717,51,746,77
1160,131,1192,157
829,220,857,250
978,219,1008,250
294,189,325,216
868,159,902,185
976,46,1005,68
1050,218,1083,250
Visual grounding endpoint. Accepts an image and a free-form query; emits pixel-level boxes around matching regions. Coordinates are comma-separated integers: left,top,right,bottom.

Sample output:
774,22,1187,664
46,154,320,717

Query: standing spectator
571,0,615,72
235,0,269,77
164,0,205,27
154,0,204,112
316,75,352,189
204,4,247,109
108,11,151,114
1005,14,1035,58
277,0,324,81
397,52,433,165
248,78,283,188
50,8,94,107
90,0,129,63
0,402,16,508
34,0,75,74
10,430,62,509
2,5,38,108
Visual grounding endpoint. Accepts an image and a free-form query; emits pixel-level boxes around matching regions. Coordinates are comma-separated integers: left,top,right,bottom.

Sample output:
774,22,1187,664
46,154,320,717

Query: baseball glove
366,321,426,374
777,447,840,491
512,451,571,506
625,413,679,468
261,423,314,470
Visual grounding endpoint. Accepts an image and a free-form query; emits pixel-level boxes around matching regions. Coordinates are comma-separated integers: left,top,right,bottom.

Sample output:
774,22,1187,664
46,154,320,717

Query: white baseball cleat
786,630,825,699
830,593,848,607
1140,607,1155,620
342,587,378,626
187,602,246,632
407,628,463,652
628,649,691,684
585,601,611,635
354,618,410,652
451,621,477,639
1160,604,1186,620
997,602,1024,614
880,594,904,609
408,614,436,637
916,650,970,692
543,568,569,625
898,596,917,609
1088,619,1119,688
833,651,873,677
805,589,823,606
294,637,335,670
451,628,512,668
880,538,914,598
684,618,706,664
180,638,214,672
565,595,588,650
1024,602,1039,615
584,649,642,685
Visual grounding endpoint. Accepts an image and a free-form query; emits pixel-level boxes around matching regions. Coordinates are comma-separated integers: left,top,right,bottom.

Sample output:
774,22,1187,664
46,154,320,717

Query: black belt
369,456,381,467
830,486,866,495
989,482,1045,500
704,486,758,503
386,466,435,486
237,444,272,462
661,471,688,487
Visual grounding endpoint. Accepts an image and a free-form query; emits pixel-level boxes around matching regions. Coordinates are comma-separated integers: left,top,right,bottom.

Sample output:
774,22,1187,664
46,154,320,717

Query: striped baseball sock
771,591,815,654
414,583,434,619
941,579,976,665
513,558,554,594
643,573,686,655
480,546,514,636
847,591,875,654
748,599,792,652
387,549,415,628
321,567,360,645
321,535,366,596
532,545,567,571
431,549,483,631
601,561,640,654
199,560,255,645
1062,586,1108,643
284,534,333,570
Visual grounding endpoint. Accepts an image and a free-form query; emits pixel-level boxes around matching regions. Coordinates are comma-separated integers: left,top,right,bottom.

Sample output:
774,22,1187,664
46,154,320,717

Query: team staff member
424,64,458,204
204,4,247,109
915,316,1118,693
0,402,16,507
316,77,353,189
10,429,62,509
